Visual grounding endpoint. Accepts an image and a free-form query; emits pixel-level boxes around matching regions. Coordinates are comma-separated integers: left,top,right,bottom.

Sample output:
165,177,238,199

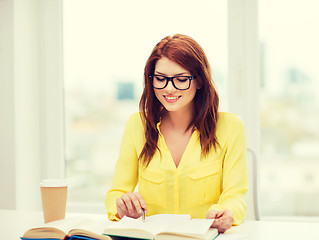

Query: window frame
1,0,64,211
4,0,259,213
39,0,65,180
62,0,260,213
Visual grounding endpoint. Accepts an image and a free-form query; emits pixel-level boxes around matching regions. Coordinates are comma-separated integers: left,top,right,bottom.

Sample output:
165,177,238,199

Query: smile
164,95,181,103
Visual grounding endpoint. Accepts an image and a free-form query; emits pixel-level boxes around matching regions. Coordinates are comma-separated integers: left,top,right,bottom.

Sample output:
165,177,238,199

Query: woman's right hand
116,191,147,219
206,209,234,233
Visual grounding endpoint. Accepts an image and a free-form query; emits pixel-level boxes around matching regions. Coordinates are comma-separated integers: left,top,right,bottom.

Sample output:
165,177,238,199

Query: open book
104,214,219,240
21,217,111,240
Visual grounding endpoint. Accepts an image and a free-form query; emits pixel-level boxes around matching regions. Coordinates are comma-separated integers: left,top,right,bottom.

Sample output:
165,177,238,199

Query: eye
175,76,189,82
155,76,166,81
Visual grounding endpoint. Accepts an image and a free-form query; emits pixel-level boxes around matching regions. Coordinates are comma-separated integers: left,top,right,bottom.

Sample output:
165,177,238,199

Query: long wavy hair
139,34,219,167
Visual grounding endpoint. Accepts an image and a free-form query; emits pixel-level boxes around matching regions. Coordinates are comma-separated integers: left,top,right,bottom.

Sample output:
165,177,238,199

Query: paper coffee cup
40,179,68,223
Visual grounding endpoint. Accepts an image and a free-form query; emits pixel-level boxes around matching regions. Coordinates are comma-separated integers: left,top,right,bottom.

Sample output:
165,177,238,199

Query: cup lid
40,179,68,187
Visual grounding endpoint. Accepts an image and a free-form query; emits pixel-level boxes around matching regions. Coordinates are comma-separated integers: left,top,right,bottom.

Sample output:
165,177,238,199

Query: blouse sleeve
208,116,248,225
105,114,140,221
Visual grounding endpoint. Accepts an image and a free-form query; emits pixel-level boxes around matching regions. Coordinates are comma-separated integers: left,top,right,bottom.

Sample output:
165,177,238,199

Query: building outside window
259,0,319,217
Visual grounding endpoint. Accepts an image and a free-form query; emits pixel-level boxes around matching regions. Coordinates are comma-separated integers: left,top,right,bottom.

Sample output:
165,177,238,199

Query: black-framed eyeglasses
149,74,196,90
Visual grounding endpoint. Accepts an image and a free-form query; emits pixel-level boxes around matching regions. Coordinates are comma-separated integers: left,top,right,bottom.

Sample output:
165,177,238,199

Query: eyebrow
154,71,190,76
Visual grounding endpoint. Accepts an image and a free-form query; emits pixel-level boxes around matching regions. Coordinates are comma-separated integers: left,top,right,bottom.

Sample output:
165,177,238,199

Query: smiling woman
105,34,248,233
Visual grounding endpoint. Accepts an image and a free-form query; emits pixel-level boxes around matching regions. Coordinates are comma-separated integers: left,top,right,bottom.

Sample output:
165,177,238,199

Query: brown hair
139,34,219,166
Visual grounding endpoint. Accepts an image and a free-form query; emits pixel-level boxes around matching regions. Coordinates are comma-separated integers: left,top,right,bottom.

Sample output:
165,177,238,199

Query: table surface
1,209,319,240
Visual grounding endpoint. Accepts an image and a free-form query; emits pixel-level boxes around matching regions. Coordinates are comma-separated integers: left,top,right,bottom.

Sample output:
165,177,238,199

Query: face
153,57,199,114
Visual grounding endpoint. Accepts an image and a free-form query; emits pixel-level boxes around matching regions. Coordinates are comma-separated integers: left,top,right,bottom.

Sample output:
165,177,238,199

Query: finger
223,209,233,217
211,218,221,228
116,198,129,219
221,220,233,233
220,218,233,228
212,210,226,219
211,220,230,233
219,210,234,225
206,210,218,219
122,193,135,214
218,226,229,233
216,210,225,218
134,192,147,212
213,210,233,222
211,215,233,233
127,192,143,214
116,198,127,212
216,215,232,227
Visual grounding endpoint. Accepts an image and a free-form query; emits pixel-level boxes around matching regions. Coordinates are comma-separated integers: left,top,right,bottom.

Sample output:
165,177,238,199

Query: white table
1,209,319,240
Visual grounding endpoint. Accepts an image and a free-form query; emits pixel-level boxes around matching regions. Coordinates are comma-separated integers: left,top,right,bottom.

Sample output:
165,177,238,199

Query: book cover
21,217,111,240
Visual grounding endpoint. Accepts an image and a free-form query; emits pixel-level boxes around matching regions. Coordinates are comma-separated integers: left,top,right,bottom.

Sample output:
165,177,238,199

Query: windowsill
260,215,319,222
66,202,319,223
66,202,106,214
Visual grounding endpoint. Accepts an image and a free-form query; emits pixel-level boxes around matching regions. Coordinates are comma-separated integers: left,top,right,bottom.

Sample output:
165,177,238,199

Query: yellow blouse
105,112,248,225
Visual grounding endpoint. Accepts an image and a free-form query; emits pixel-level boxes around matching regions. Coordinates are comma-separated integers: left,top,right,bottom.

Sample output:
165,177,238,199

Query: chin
163,106,177,112
163,105,182,112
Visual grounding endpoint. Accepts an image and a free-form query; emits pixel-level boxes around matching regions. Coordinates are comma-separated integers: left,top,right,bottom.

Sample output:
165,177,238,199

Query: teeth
165,96,179,100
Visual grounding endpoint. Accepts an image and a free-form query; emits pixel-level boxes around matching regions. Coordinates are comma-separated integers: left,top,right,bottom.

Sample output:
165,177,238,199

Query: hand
206,209,234,233
116,191,147,219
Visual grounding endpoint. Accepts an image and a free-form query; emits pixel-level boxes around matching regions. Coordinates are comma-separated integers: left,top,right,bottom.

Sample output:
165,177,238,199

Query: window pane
63,1,227,207
259,0,319,216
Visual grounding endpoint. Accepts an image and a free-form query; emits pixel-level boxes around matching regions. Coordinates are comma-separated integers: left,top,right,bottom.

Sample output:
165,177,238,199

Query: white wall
38,0,65,180
13,0,43,211
0,0,15,210
0,0,63,211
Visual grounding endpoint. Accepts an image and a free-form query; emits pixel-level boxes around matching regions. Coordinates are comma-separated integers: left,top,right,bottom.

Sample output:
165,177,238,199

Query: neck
164,106,194,132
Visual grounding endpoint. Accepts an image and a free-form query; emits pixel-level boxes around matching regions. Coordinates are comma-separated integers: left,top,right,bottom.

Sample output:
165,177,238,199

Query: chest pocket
186,160,221,208
138,168,167,209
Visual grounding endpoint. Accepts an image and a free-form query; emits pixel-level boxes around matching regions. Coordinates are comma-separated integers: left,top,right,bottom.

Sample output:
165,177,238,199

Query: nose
165,80,176,92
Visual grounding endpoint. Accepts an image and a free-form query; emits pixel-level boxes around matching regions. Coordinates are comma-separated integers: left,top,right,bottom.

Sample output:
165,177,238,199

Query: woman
105,34,248,233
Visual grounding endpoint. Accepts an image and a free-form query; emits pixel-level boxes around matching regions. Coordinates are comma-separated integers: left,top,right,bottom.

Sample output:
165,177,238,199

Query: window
259,0,319,217
63,0,227,210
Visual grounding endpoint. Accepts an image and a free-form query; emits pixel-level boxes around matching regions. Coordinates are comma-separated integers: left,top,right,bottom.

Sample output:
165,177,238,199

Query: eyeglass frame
149,74,196,90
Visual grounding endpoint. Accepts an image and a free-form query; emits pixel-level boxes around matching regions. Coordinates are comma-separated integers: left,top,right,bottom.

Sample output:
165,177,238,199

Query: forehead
155,57,190,75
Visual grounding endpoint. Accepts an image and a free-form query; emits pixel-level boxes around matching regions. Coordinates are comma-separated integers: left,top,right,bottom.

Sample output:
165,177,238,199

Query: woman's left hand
206,209,234,233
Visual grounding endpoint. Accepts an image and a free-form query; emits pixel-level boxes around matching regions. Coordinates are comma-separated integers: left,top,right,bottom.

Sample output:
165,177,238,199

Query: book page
42,217,92,233
161,218,215,235
105,216,167,236
69,220,111,240
104,214,192,237
147,214,191,224
22,217,91,238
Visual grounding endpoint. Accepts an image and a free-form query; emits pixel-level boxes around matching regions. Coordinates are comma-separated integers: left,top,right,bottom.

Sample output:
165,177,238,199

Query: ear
196,77,202,89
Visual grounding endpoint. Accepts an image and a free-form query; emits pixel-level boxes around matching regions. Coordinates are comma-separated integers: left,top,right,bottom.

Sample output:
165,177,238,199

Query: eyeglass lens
152,75,191,90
